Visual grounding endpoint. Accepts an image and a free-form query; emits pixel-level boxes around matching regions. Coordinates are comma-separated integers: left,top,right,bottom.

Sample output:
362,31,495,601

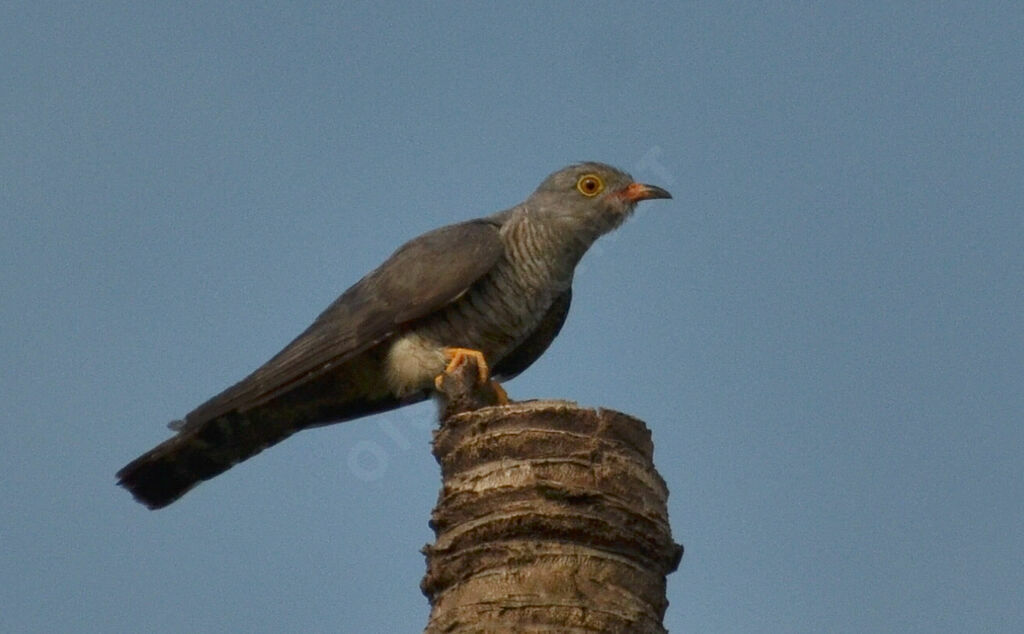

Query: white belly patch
385,333,447,397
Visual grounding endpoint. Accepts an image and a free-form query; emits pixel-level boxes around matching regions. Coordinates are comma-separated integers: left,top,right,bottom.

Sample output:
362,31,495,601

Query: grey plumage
117,162,671,509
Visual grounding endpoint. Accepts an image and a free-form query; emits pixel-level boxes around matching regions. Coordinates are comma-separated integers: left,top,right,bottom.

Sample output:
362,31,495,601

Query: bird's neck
501,208,598,289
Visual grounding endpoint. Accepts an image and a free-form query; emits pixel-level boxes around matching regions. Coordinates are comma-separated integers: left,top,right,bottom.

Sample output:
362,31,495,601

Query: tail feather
116,412,297,509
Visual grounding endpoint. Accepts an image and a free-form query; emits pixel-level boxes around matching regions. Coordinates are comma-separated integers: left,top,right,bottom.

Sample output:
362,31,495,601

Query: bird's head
527,162,672,239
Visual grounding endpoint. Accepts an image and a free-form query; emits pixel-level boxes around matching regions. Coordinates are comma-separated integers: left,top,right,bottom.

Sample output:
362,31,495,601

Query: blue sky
2,2,1021,632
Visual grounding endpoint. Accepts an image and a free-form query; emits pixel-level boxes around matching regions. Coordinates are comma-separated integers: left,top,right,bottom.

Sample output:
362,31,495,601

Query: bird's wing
182,218,505,425
493,287,572,380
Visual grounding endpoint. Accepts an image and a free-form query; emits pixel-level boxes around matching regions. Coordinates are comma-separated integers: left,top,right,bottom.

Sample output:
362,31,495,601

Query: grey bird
117,162,671,508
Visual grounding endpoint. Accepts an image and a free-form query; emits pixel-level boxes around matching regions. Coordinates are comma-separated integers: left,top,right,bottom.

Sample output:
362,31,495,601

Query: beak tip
640,183,673,201
618,182,673,203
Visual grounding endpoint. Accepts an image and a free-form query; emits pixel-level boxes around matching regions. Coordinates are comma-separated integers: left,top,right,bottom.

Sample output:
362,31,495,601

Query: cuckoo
117,162,671,508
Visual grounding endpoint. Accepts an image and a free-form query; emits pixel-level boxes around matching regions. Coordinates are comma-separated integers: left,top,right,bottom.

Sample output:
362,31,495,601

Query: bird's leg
439,347,491,385
434,347,510,406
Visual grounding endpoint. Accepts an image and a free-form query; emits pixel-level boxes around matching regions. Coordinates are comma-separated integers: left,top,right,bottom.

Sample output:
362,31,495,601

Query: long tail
116,412,298,509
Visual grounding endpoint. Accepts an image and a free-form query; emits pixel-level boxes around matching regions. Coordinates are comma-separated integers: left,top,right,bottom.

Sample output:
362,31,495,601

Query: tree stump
423,359,683,632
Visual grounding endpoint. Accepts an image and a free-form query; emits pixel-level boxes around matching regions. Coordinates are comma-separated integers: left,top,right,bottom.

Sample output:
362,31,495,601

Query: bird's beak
616,182,673,203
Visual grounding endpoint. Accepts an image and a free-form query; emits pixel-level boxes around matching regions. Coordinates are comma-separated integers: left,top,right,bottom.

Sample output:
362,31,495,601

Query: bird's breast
384,216,578,397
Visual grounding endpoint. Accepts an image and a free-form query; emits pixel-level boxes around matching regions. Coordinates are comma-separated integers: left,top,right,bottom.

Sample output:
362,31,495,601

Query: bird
117,162,672,509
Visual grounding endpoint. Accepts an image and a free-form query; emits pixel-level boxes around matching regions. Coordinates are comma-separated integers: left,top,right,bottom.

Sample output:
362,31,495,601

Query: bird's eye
576,174,604,197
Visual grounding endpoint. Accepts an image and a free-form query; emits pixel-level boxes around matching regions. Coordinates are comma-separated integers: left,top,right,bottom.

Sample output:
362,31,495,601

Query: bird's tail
116,412,297,509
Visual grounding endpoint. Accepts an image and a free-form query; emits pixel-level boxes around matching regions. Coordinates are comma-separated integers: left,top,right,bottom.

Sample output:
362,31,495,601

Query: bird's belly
383,249,566,397
383,295,552,397
384,332,448,397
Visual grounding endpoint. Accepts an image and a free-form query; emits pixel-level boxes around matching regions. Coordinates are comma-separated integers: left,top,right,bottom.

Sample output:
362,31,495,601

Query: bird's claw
434,347,510,407
440,347,491,385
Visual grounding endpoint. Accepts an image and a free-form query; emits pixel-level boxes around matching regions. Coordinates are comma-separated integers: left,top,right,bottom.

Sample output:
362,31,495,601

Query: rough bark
423,359,683,632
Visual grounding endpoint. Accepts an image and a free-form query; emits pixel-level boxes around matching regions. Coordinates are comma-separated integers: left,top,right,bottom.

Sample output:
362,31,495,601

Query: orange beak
616,182,672,203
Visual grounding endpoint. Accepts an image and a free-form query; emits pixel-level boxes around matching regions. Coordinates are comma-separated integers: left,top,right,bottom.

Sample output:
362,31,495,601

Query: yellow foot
441,347,490,384
432,346,512,407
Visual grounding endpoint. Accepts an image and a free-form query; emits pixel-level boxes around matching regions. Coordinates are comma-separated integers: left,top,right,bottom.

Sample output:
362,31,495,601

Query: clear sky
2,2,1021,632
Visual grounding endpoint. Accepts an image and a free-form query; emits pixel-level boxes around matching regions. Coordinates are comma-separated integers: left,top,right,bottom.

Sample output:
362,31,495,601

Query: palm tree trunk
423,361,683,632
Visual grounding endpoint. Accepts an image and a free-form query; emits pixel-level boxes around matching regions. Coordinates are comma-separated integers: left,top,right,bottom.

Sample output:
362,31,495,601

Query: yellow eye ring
576,174,604,197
